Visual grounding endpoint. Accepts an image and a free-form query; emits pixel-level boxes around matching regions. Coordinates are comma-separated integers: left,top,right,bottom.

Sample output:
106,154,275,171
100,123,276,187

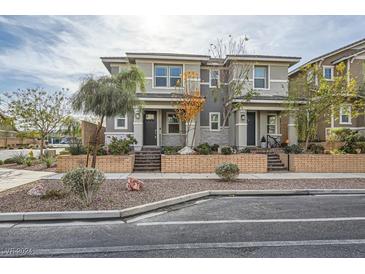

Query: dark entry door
143,111,157,145
247,112,256,146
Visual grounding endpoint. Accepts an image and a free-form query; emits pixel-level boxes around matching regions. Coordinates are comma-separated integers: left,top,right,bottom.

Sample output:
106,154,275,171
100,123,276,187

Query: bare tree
208,35,257,127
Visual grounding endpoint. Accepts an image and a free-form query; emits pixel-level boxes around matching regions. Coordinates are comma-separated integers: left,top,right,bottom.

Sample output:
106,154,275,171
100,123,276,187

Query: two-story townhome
289,38,365,141
101,52,301,151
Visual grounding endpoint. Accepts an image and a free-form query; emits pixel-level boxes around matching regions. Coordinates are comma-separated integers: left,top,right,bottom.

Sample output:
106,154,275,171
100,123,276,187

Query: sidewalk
46,172,365,180
0,168,55,192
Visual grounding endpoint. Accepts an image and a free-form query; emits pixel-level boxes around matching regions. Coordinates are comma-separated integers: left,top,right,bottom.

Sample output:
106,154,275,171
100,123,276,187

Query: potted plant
261,136,267,148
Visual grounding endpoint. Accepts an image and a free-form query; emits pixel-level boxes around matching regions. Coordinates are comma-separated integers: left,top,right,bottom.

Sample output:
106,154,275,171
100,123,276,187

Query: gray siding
105,111,134,133
199,127,229,145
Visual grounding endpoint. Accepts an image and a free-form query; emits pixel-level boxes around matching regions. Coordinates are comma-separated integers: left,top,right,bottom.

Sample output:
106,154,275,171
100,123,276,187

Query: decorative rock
126,176,144,191
27,184,46,197
178,146,195,155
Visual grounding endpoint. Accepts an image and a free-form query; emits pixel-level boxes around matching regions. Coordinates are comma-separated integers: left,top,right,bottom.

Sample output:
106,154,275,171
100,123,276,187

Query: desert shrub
211,144,219,152
28,150,35,159
221,146,233,155
59,150,70,155
215,163,240,181
41,189,68,200
11,153,27,164
357,142,365,153
68,140,86,155
240,147,251,154
308,144,325,154
23,157,33,167
195,143,211,155
108,136,137,155
163,146,181,155
0,160,3,165
42,156,55,168
4,158,16,164
62,167,105,206
97,145,108,156
284,144,303,154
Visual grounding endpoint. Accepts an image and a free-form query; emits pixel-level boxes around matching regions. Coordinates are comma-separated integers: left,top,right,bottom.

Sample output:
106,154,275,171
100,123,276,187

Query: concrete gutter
1,189,365,222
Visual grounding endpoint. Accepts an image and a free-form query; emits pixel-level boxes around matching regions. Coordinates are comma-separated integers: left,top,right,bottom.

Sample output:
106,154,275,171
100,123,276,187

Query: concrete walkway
46,172,365,180
0,168,55,192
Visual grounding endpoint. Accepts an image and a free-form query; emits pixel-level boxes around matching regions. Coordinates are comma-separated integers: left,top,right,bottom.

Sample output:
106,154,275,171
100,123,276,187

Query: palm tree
72,66,145,168
61,116,81,141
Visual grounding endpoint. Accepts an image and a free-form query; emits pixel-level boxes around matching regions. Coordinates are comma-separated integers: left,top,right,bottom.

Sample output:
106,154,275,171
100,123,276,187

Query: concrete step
268,166,287,171
268,163,285,167
134,167,161,171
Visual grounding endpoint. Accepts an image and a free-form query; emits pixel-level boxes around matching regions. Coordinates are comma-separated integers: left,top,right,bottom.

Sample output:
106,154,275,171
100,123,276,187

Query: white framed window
166,112,180,134
340,105,352,124
267,114,277,134
154,65,182,87
114,114,128,130
323,66,334,81
254,65,269,89
209,112,220,131
209,69,220,88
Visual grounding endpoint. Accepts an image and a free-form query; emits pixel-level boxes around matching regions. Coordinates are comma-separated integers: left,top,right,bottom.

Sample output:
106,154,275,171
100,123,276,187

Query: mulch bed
0,178,365,213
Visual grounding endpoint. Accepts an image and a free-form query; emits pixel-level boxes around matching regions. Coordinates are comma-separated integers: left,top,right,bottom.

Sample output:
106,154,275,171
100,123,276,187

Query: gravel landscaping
0,178,365,212
0,163,56,172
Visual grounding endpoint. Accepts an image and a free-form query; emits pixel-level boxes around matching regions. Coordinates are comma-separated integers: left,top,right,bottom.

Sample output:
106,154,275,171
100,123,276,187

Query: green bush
59,150,70,155
195,143,211,155
11,153,27,164
0,160,3,165
221,146,233,155
308,144,325,154
284,144,303,154
211,144,219,152
97,145,108,156
338,131,359,154
68,140,86,155
163,146,181,155
328,128,354,142
240,147,251,154
23,157,33,167
215,162,240,181
108,135,137,155
357,142,365,153
42,156,55,168
62,168,105,206
4,158,16,164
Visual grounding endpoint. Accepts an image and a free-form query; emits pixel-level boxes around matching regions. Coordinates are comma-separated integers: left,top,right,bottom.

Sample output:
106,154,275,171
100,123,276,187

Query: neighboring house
101,52,300,150
289,38,365,141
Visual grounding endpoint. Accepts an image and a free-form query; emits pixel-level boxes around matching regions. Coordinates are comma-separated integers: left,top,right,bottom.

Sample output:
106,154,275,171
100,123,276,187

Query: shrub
59,150,70,155
284,144,303,154
163,146,181,155
338,131,359,154
357,142,365,153
41,189,68,200
4,158,16,164
0,160,3,165
108,135,137,155
221,146,233,155
11,153,27,164
62,167,105,206
215,163,240,181
195,143,211,155
23,157,33,167
308,144,325,154
28,150,35,159
240,147,251,154
68,140,86,155
211,144,219,152
42,156,55,168
97,145,108,156
328,128,354,142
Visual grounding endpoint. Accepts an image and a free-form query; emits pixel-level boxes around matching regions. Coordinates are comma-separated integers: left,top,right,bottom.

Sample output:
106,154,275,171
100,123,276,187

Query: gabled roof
289,38,365,77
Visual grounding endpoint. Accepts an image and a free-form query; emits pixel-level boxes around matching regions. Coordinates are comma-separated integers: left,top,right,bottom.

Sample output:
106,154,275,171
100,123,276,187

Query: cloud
0,15,364,93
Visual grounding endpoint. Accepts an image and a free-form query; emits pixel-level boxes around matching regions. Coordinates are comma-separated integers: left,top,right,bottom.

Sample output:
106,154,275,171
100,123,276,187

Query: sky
0,15,365,93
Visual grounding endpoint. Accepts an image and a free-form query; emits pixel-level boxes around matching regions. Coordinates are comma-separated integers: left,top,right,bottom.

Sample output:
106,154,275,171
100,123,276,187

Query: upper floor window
115,114,128,130
154,65,182,88
267,114,277,134
209,69,220,88
209,112,220,131
323,66,334,81
167,112,180,134
340,105,352,124
254,66,268,89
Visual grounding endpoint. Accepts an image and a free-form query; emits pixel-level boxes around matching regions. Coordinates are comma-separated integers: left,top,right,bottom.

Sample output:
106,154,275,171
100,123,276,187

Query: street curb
1,189,365,222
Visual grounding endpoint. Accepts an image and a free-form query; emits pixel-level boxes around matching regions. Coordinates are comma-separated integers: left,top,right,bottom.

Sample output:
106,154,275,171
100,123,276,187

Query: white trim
225,56,300,65
114,115,128,130
209,112,221,131
153,64,183,89
340,105,352,125
101,58,128,63
166,111,181,134
267,113,278,135
137,97,181,102
126,53,209,61
105,132,134,135
270,79,288,83
253,65,270,90
209,69,220,88
323,65,334,81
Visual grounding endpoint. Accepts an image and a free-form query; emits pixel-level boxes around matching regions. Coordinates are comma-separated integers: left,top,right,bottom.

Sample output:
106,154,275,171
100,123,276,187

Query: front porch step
133,149,161,172
267,153,287,172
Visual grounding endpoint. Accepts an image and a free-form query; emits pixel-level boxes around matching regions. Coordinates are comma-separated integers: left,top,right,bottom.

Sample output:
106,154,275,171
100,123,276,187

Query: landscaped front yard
1,178,365,213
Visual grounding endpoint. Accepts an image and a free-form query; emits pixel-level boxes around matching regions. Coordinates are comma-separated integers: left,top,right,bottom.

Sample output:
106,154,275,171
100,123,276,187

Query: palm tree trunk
91,115,104,169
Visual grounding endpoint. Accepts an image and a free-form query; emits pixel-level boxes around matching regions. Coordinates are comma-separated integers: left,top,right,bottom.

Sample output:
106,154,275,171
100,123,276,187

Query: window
323,66,334,80
209,69,219,88
254,66,268,89
267,115,277,134
115,114,128,129
167,112,180,134
154,65,182,87
209,112,220,131
340,105,352,124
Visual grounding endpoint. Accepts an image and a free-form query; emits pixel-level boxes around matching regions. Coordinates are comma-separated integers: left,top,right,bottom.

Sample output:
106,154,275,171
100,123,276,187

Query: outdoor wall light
240,113,246,121
135,112,141,119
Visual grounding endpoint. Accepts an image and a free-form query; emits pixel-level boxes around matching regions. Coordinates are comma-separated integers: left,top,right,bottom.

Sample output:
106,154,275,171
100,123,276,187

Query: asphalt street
0,194,365,257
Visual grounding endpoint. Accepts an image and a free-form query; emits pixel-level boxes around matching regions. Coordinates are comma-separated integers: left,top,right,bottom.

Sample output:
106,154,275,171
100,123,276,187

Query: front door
143,111,157,146
247,112,256,146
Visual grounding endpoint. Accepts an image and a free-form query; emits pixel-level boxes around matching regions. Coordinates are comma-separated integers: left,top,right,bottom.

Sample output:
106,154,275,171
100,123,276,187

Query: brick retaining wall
161,154,267,173
57,155,134,173
287,154,365,173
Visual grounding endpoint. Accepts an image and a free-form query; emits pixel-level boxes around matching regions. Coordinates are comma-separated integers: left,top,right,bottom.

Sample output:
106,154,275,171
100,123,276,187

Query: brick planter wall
161,154,267,173
287,154,365,173
57,155,134,173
